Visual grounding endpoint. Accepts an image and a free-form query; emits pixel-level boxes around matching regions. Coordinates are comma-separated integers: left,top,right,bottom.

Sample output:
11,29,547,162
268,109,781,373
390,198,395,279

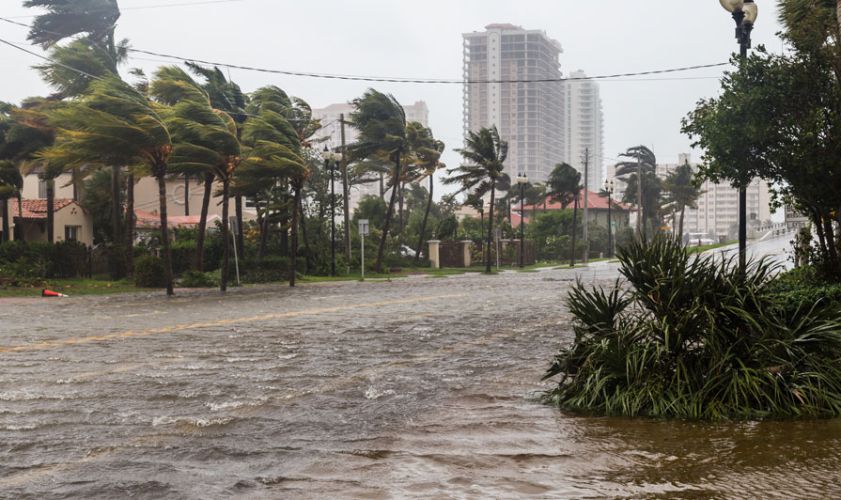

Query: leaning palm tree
615,146,657,238
241,86,308,286
547,163,582,209
444,126,509,273
41,76,176,295
0,161,23,242
406,124,445,263
663,160,702,240
149,66,241,292
350,90,409,273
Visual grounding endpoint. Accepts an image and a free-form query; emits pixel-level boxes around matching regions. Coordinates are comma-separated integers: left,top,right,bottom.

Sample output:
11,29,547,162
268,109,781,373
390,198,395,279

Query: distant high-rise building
563,70,604,194
462,24,565,182
312,101,430,213
659,154,773,239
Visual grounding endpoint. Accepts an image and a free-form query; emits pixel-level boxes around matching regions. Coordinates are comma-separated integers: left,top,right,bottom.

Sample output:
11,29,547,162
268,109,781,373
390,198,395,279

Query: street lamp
719,0,758,272
604,178,615,258
322,146,341,276
516,172,529,268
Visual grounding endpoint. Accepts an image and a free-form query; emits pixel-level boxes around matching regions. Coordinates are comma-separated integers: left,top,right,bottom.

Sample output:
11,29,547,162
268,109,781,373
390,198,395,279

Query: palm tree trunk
824,216,840,274
570,195,579,267
379,172,385,199
46,179,55,243
221,178,230,292
156,173,174,296
125,173,135,276
111,165,121,246
479,210,484,240
1,198,9,242
299,196,311,274
375,153,401,273
16,194,23,242
183,175,190,216
290,183,302,287
679,205,686,242
398,180,405,243
235,194,245,260
415,175,434,263
195,172,213,272
486,181,496,273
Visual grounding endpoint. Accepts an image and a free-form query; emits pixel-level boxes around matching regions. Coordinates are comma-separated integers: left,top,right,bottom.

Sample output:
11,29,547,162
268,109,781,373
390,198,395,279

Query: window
65,225,81,242
39,180,48,199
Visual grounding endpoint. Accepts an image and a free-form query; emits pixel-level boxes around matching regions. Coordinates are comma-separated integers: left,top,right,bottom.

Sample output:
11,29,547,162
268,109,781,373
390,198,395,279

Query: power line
4,0,249,19
0,37,106,82
0,15,730,85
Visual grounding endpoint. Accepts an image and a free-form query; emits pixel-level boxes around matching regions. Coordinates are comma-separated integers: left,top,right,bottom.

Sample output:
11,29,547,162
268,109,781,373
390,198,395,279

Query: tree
0,161,22,242
405,124,445,262
615,146,659,238
150,66,241,292
350,90,408,273
662,161,701,239
27,0,129,258
444,126,509,273
41,77,176,295
241,86,307,286
547,163,581,209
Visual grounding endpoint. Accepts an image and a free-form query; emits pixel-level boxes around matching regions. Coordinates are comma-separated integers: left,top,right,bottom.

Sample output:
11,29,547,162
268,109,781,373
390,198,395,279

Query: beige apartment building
563,70,605,194
463,24,565,183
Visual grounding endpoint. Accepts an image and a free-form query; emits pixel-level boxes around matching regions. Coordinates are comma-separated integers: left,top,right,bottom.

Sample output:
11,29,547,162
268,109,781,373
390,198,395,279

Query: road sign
359,219,370,236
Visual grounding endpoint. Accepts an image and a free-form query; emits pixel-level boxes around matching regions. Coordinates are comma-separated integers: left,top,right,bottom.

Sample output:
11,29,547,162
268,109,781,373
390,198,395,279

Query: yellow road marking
0,294,466,354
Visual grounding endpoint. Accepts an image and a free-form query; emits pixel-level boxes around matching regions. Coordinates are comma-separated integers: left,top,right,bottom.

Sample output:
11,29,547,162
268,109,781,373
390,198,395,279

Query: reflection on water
1,263,839,498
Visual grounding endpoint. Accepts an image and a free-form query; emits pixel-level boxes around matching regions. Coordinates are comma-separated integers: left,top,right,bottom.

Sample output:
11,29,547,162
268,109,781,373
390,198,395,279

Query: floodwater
2,244,840,499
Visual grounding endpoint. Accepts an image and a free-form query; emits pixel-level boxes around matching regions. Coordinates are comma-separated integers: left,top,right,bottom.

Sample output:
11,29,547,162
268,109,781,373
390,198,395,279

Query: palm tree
663,160,702,240
547,163,582,209
185,63,248,261
0,161,22,242
27,0,129,256
405,125,445,262
241,86,308,286
41,77,176,295
444,126,509,273
350,90,409,273
615,146,658,238
150,66,241,292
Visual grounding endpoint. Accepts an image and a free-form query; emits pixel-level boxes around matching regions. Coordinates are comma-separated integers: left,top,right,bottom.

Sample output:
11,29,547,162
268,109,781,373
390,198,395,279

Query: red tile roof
525,190,631,212
11,199,77,220
135,210,220,229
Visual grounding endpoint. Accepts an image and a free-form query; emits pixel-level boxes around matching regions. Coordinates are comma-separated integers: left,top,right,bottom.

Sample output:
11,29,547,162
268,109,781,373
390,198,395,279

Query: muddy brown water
1,263,840,499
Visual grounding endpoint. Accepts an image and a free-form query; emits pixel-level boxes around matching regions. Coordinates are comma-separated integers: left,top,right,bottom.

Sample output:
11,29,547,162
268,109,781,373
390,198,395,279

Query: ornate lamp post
604,178,615,258
719,0,758,272
516,172,529,268
322,146,341,276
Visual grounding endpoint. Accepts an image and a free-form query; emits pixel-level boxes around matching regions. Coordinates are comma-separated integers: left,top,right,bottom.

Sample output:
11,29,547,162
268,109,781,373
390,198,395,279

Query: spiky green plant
545,236,841,420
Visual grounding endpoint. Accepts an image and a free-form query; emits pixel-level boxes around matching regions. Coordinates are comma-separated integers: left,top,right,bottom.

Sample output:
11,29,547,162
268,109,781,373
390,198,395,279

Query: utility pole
340,114,351,273
582,148,590,264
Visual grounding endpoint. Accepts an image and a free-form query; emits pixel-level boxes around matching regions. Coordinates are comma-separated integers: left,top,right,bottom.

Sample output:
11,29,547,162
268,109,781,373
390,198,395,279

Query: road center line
0,293,466,354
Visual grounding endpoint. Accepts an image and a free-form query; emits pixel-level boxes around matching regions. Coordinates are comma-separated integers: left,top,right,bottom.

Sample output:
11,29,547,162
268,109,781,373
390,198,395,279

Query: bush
0,240,88,279
179,270,219,288
134,255,167,288
544,236,841,420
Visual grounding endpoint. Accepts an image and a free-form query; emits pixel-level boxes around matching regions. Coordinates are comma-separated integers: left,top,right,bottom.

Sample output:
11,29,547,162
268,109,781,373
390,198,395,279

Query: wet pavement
2,240,840,499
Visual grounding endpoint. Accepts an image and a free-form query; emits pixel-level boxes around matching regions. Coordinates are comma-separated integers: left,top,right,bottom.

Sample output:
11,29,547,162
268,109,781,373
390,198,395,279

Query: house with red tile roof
511,189,633,232
1,198,93,246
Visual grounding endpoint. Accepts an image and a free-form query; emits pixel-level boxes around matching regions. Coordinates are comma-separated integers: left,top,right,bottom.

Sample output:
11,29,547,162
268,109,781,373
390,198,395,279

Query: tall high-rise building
312,101,430,213
563,70,604,194
462,24,565,182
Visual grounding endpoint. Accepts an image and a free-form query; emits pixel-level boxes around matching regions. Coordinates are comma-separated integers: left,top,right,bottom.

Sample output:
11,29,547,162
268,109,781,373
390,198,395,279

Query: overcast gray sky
0,0,785,197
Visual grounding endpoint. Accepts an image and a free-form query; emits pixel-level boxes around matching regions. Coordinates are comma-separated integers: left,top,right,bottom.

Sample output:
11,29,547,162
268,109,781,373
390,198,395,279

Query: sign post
359,219,369,280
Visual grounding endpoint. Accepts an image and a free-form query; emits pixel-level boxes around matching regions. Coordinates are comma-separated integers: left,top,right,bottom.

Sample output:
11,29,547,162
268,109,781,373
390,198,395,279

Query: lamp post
719,0,758,273
322,146,341,276
604,178,615,258
516,172,529,268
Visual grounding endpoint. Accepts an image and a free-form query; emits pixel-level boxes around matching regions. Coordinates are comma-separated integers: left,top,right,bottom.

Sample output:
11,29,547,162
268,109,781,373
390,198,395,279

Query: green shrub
0,240,88,279
544,236,841,420
179,270,219,288
134,255,167,288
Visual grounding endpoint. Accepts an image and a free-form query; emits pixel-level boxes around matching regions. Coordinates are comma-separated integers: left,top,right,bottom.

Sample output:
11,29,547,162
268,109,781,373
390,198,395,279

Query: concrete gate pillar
428,240,441,269
461,241,473,268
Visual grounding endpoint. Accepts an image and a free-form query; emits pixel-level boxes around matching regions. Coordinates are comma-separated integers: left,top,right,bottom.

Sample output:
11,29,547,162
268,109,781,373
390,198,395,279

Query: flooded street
2,257,841,499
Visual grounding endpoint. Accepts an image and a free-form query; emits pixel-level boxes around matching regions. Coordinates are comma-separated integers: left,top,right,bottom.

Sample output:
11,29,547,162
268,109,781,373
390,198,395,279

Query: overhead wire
3,0,249,19
0,15,731,85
